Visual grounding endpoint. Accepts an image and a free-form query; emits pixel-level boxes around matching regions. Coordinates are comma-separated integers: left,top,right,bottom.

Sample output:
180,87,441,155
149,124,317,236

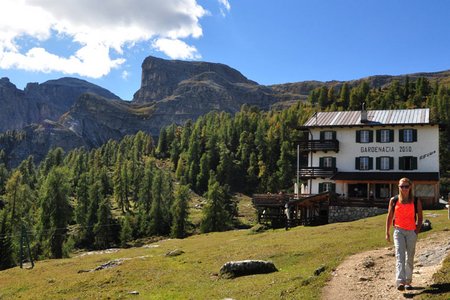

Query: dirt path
322,229,450,300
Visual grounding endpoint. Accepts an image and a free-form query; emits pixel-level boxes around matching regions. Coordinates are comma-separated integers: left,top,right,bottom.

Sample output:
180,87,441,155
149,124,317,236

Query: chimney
360,102,368,123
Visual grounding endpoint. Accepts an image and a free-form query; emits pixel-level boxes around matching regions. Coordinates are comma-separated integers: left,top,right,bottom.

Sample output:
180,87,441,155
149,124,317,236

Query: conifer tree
318,86,329,109
0,210,15,270
0,163,8,195
276,141,294,190
149,169,164,235
339,82,350,108
94,198,113,249
200,173,231,233
170,185,190,238
120,215,133,247
38,167,71,258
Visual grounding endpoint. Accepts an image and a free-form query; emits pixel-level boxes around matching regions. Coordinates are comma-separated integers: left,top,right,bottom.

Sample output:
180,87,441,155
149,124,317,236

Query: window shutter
389,130,394,142
369,130,374,142
399,129,404,142
318,183,324,193
332,157,336,168
332,131,336,140
376,130,381,142
355,157,360,170
412,157,418,169
389,157,394,170
320,131,325,140
412,129,417,142
331,183,336,193
356,130,361,143
369,157,373,170
319,157,324,167
399,157,405,170
376,157,381,170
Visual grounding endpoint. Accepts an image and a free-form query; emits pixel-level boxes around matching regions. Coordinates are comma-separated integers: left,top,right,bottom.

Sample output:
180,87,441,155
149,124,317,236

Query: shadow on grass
403,283,450,298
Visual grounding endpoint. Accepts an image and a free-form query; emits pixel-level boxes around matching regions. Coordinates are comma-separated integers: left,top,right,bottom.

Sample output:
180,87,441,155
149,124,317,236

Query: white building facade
299,108,440,208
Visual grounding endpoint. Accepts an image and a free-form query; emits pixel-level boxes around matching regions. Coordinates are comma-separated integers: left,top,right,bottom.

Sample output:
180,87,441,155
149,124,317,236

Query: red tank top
394,201,416,230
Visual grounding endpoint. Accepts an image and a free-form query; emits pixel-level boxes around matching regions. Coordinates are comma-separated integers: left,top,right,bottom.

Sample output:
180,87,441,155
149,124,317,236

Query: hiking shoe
397,284,405,291
405,285,413,290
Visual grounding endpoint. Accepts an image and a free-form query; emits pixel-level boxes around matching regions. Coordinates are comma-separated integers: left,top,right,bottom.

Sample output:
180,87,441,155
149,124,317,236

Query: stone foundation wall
328,206,388,223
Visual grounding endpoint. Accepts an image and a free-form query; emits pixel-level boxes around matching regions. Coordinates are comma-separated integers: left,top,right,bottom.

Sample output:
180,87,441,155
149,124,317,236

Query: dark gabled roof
331,172,439,182
303,108,431,128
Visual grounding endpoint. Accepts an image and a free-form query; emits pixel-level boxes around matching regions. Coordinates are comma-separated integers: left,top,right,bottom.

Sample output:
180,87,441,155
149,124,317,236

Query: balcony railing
297,140,339,152
298,167,337,179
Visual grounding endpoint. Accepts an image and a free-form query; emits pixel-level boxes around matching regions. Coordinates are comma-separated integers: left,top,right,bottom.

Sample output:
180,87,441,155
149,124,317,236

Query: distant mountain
1,56,450,167
0,77,120,133
269,70,450,104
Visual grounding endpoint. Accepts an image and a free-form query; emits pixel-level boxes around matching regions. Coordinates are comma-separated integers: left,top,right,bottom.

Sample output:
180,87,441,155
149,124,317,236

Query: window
399,129,417,143
320,131,336,140
320,157,336,168
375,184,390,198
355,156,373,170
376,129,394,143
356,130,373,143
399,156,418,170
376,156,393,170
319,182,336,193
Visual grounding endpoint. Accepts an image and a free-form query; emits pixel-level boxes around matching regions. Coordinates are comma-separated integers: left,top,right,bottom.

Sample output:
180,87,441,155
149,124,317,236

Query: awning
330,172,439,182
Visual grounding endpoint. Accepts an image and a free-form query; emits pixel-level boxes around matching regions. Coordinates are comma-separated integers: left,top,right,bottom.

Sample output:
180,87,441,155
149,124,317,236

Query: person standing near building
385,177,423,291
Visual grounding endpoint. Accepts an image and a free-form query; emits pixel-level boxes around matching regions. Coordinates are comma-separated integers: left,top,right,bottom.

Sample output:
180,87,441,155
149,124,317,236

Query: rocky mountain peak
132,55,258,103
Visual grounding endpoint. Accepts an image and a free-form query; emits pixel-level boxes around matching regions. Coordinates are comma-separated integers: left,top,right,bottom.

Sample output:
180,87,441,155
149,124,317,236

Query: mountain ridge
1,56,450,166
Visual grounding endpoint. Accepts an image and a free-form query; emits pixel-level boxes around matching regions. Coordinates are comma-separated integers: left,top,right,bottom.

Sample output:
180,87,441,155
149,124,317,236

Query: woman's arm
385,198,395,242
415,199,423,234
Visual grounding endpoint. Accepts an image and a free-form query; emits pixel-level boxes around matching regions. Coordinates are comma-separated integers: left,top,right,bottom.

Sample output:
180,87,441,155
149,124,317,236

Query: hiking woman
385,177,423,291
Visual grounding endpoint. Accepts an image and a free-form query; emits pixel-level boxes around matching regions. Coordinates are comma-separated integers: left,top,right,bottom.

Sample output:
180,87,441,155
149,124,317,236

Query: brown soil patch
322,230,450,300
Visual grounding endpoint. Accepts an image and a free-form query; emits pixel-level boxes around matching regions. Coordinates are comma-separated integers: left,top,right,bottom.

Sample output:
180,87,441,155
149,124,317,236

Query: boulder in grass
219,260,278,278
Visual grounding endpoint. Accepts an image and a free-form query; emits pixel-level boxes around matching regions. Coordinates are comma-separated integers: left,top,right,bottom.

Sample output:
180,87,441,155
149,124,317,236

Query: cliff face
0,77,120,132
133,56,277,117
0,78,31,131
60,93,157,147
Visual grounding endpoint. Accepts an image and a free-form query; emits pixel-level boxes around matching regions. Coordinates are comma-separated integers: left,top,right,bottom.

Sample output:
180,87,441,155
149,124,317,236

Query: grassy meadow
0,209,449,300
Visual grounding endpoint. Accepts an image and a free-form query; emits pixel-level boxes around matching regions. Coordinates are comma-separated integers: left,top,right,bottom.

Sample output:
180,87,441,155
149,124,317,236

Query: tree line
1,76,449,270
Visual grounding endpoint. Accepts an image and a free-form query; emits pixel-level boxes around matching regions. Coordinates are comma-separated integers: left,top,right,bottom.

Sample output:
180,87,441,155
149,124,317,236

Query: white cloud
121,70,130,80
0,0,207,78
218,0,231,17
152,38,201,60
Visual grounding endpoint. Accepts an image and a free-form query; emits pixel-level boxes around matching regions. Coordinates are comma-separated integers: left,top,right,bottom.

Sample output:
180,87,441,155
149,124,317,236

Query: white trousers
393,227,417,285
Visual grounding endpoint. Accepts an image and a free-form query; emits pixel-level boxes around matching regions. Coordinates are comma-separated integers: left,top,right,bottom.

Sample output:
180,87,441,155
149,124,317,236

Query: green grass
1,210,449,299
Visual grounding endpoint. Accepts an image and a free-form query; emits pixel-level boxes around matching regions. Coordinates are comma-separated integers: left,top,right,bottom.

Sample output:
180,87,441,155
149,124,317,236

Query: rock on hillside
60,93,157,147
2,120,88,167
0,77,121,133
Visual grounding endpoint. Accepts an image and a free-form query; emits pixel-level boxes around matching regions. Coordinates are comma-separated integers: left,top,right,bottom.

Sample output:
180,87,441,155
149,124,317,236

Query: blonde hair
398,177,414,203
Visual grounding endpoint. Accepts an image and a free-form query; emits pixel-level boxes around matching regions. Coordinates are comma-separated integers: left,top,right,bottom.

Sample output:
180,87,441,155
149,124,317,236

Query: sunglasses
399,185,410,189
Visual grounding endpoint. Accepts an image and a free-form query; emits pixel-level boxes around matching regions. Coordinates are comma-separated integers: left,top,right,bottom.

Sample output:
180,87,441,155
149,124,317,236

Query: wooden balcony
298,167,337,179
297,140,339,152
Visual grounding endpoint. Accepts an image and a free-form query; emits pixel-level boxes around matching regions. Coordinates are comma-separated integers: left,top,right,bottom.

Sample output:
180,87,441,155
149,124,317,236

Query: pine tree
149,169,164,235
0,210,15,270
339,83,350,109
120,215,133,247
318,86,329,109
38,167,71,259
170,185,190,238
276,141,294,190
94,198,113,249
200,173,231,233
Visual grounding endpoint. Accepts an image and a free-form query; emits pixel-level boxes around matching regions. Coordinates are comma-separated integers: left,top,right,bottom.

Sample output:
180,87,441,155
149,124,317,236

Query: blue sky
1,0,449,100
